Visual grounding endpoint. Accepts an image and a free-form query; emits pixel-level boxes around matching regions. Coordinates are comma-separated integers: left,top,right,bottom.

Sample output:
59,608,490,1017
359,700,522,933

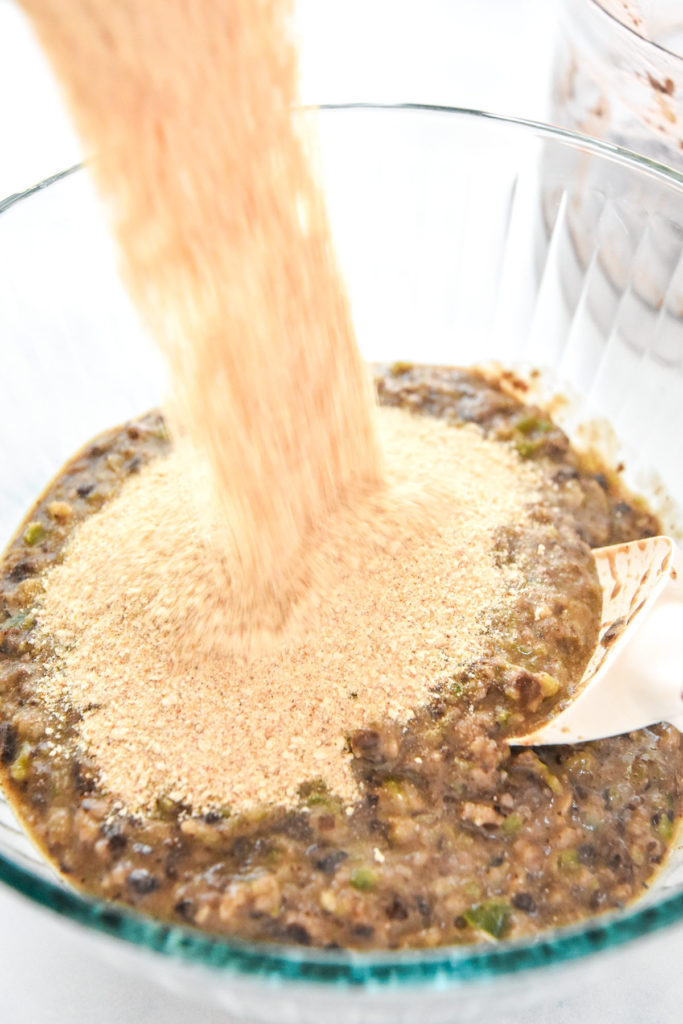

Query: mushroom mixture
0,364,678,949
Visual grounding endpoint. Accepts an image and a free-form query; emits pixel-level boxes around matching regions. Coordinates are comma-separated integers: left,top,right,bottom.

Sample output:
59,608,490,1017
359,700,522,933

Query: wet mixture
0,364,679,950
9,0,682,956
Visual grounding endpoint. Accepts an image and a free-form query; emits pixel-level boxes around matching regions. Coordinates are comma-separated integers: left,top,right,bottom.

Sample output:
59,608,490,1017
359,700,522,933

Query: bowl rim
2,101,683,990
4,101,683,218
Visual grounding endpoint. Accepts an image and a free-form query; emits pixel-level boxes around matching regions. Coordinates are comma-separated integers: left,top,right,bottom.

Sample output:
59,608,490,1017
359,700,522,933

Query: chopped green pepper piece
515,415,552,435
536,671,560,698
500,812,523,835
0,610,35,636
657,814,674,842
350,867,377,891
526,752,564,795
515,435,548,458
9,741,32,783
558,848,580,872
464,900,511,939
23,521,46,546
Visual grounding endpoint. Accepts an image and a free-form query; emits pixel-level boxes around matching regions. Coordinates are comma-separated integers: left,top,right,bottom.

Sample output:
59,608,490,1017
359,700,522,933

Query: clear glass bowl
1,105,683,1023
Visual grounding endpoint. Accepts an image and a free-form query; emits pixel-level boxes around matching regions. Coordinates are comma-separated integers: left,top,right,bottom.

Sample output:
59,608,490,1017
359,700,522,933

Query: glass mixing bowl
1,105,683,1023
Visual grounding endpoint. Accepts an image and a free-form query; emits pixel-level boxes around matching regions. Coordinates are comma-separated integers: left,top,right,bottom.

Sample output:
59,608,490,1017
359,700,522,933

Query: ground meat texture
0,369,680,950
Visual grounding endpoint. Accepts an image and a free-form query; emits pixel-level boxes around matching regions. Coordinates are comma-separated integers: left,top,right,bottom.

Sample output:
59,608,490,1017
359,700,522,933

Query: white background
1,1,683,1021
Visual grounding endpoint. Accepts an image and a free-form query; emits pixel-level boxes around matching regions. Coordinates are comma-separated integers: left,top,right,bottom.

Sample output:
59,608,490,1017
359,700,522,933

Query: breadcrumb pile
36,407,539,813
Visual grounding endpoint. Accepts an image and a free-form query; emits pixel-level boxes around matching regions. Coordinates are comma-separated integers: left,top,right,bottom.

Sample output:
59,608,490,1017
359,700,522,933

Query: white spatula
510,535,683,746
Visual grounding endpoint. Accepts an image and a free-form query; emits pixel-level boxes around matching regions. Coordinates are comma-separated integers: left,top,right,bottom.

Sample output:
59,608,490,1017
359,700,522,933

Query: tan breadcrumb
35,406,539,815
18,0,382,629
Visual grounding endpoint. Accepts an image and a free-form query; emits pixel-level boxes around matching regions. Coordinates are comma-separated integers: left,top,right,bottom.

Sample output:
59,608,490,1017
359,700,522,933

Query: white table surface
1,1,682,1021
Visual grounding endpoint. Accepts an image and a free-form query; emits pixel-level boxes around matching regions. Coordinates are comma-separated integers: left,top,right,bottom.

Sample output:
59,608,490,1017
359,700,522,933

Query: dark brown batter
0,365,677,950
